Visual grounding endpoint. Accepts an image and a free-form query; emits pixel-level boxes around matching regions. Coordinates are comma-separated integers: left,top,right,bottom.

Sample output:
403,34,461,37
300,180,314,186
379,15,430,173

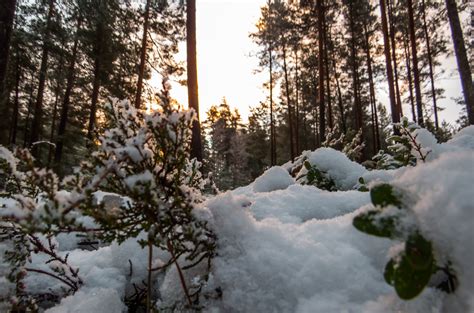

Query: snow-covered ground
1,126,473,312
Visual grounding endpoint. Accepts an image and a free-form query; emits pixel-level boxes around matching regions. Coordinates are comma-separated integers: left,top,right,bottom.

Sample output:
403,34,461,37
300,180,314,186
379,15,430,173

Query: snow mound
296,148,367,190
253,166,294,192
45,288,125,313
446,125,474,150
394,151,474,311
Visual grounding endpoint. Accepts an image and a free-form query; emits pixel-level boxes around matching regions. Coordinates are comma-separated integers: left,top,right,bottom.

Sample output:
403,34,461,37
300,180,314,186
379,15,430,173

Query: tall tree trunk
329,35,346,134
48,71,61,165
282,45,295,161
324,19,333,130
387,0,403,117
317,0,326,142
348,1,362,132
364,24,380,152
379,0,400,127
445,0,474,125
421,0,439,130
187,0,203,161
269,47,276,165
9,55,20,145
0,0,17,145
30,0,55,157
134,0,151,109
55,16,82,163
23,74,34,148
407,0,424,126
87,18,104,140
294,47,300,155
403,34,417,122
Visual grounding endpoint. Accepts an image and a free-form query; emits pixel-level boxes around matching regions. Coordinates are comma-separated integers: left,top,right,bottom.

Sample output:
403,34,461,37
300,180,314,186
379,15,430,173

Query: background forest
0,0,472,190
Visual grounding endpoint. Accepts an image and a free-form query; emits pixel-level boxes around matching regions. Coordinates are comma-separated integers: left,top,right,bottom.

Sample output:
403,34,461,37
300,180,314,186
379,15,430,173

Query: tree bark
387,0,403,118
445,0,474,125
323,14,332,131
403,34,417,122
379,0,400,127
364,24,380,152
9,54,20,145
407,0,424,126
134,0,151,109
348,1,362,132
0,0,17,145
421,0,439,130
30,0,55,157
55,16,82,163
282,45,295,161
87,17,104,141
187,0,203,161
317,0,326,142
269,48,276,165
294,47,300,155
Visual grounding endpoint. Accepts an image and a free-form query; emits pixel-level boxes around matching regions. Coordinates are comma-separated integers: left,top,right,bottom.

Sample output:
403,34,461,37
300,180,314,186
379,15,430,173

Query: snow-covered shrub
374,117,431,169
353,183,457,300
78,87,216,310
296,160,337,191
0,147,86,311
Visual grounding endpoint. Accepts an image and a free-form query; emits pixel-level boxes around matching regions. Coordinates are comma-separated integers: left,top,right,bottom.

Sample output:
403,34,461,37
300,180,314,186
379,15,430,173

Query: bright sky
150,0,464,125
151,0,267,122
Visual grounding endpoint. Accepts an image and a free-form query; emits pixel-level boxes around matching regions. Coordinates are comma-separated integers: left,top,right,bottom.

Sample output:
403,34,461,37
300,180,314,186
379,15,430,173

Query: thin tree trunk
55,16,82,163
23,74,34,148
282,45,295,161
294,47,300,155
348,1,362,132
9,55,20,145
407,0,424,126
387,0,403,117
421,0,439,130
0,0,17,145
404,34,417,122
379,0,400,127
269,48,276,165
317,0,326,142
134,0,151,109
187,0,203,160
30,0,55,156
324,19,333,130
87,17,104,141
48,73,61,165
445,0,474,124
330,41,346,134
364,24,380,152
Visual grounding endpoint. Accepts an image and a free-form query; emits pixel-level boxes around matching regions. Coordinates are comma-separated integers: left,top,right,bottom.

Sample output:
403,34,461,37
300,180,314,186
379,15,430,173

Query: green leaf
405,232,433,270
393,253,432,300
384,258,396,286
352,210,398,238
303,160,312,170
370,184,401,208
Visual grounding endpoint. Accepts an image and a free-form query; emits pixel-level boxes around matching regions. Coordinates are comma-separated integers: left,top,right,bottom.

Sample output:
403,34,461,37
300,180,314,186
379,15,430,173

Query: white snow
252,166,295,193
1,125,473,312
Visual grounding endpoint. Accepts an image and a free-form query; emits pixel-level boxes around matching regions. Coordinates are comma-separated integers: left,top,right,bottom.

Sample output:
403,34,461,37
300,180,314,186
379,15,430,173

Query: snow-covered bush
374,117,431,169
353,183,456,300
0,84,216,312
77,89,216,310
0,147,86,311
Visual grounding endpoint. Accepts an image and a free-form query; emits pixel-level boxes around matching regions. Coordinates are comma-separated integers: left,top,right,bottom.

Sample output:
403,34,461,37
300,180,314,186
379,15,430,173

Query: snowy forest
0,0,473,312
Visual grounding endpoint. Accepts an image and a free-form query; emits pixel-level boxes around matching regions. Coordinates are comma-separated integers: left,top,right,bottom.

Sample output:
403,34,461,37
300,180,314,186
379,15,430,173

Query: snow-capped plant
342,129,365,161
296,160,337,191
353,183,457,300
374,117,431,169
0,147,85,310
79,82,216,311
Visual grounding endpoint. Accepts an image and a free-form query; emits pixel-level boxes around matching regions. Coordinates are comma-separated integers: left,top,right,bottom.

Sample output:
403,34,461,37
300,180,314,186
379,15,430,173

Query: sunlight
149,0,267,122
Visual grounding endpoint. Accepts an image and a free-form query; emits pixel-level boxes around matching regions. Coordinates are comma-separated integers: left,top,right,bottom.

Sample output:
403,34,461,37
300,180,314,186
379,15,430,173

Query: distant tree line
0,0,186,173
246,0,473,168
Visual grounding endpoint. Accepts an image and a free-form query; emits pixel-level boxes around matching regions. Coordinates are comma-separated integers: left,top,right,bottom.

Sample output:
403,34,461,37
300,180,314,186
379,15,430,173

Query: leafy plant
373,118,432,169
353,183,457,300
296,160,337,191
